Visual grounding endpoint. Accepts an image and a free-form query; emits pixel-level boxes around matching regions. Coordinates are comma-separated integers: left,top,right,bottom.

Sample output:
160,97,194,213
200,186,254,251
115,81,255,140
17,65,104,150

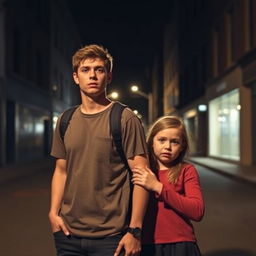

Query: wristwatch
127,227,142,239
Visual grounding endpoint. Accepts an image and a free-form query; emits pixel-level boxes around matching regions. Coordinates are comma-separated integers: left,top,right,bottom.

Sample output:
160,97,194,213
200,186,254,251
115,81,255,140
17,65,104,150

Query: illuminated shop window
209,89,240,160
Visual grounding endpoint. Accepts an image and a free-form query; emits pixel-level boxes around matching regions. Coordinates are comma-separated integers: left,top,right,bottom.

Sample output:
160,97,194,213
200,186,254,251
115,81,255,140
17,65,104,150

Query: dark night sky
67,0,173,109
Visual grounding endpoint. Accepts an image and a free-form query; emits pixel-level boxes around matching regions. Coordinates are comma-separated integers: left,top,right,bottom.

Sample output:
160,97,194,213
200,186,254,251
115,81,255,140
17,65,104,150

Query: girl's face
152,127,183,169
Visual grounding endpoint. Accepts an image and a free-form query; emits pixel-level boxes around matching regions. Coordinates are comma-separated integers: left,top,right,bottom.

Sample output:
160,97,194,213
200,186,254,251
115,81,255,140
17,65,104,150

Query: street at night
0,161,255,256
1,1,256,256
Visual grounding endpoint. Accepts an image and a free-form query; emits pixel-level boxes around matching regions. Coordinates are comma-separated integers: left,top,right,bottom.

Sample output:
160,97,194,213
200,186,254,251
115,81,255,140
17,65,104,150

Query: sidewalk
0,157,54,185
189,156,256,186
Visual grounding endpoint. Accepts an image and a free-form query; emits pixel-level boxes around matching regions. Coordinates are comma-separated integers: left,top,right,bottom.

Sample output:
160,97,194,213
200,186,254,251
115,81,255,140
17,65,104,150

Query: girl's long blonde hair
147,116,189,184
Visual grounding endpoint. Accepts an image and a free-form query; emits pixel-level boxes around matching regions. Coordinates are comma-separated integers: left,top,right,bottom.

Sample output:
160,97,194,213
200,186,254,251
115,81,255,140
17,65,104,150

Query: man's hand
114,232,141,256
48,212,70,236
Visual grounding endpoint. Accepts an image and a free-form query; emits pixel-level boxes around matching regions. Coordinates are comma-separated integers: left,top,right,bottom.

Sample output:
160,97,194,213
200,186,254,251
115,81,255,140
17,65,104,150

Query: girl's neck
157,159,182,170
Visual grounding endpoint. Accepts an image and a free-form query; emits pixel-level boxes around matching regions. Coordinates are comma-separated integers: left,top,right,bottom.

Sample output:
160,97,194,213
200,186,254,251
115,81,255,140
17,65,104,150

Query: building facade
163,0,256,167
0,0,81,166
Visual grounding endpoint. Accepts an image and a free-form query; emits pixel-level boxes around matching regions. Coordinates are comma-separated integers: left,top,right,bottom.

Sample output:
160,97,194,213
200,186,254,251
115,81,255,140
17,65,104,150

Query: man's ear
73,72,79,85
107,72,112,84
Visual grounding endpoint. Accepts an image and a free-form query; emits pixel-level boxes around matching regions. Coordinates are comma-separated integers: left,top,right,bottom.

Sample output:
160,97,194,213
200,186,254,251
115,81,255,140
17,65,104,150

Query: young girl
132,116,205,256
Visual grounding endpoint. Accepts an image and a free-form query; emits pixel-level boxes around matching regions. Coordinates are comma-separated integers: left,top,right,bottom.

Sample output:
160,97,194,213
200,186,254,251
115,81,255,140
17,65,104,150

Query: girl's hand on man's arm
132,166,163,194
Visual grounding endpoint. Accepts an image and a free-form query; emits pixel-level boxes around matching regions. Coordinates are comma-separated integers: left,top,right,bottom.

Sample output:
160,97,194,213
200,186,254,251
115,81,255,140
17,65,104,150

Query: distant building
162,0,256,167
0,0,81,165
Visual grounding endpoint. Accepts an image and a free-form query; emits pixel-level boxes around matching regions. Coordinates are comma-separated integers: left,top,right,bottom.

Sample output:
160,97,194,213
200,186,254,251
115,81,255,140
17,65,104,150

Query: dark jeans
53,230,125,256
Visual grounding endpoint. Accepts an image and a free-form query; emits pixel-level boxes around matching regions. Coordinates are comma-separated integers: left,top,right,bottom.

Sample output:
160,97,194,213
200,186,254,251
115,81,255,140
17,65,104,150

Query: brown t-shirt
51,103,148,237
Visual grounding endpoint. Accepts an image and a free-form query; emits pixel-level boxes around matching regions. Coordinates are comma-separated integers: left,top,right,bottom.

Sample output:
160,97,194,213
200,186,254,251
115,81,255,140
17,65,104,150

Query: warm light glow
133,109,142,119
184,109,197,118
131,85,139,92
53,115,59,130
109,91,119,99
53,116,58,123
52,84,58,91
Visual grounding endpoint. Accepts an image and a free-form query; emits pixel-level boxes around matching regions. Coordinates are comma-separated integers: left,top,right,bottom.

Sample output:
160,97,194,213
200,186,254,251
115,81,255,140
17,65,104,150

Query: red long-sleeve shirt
142,163,205,244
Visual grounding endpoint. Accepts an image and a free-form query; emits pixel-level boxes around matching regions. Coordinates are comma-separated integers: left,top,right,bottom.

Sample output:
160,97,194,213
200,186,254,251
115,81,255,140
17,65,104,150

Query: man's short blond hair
72,44,113,73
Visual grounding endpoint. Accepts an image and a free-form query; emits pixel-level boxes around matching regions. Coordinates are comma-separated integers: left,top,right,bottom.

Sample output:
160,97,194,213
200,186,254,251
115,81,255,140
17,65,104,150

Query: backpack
59,101,130,171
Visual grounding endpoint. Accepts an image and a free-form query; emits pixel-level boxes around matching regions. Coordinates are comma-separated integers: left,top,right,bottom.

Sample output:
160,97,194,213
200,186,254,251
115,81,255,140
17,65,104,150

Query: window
209,89,240,160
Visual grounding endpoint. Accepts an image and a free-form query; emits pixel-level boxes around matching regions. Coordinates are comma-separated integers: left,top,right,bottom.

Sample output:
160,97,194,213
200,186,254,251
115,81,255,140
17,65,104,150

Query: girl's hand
132,166,163,194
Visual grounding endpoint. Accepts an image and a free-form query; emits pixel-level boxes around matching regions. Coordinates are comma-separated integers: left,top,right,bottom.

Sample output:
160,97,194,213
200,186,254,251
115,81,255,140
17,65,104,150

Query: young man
49,44,149,256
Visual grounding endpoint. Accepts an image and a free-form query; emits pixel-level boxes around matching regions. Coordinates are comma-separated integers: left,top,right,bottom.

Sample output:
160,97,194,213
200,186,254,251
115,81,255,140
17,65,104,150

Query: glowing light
198,104,207,112
53,115,58,130
131,85,139,92
52,84,58,91
109,91,119,99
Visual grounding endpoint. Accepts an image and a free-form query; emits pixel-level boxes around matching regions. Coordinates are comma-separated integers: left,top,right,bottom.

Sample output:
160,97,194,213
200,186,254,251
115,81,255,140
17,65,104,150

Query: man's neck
80,94,112,114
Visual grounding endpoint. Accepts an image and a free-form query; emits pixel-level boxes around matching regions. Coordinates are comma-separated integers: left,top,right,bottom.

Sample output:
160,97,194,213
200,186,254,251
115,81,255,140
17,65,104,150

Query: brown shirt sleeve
122,108,148,160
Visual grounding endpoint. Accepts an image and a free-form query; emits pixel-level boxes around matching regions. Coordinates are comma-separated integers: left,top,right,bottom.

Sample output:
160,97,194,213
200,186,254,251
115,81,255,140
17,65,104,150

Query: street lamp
131,85,139,92
108,91,119,100
133,109,142,119
130,85,153,124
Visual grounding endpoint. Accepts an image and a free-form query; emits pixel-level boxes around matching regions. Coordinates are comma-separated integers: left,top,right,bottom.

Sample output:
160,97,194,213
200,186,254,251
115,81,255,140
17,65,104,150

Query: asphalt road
0,164,255,256
194,164,256,256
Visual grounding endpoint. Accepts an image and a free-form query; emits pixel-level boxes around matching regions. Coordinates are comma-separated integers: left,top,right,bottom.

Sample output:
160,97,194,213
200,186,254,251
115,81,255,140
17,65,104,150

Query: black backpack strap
110,102,131,172
59,106,79,140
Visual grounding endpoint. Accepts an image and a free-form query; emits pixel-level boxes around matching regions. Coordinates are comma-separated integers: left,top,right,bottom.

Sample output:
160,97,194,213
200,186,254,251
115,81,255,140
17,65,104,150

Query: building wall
0,0,6,164
0,0,81,165
50,0,81,114
151,53,164,121
163,0,256,166
163,19,179,115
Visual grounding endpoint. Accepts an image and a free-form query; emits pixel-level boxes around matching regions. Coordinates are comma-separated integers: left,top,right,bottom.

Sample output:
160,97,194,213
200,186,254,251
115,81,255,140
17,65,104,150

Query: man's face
73,58,112,97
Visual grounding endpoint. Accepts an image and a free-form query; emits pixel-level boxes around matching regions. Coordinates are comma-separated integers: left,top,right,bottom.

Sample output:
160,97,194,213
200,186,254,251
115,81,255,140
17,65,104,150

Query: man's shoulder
118,105,136,119
111,101,136,120
60,105,80,118
122,107,136,116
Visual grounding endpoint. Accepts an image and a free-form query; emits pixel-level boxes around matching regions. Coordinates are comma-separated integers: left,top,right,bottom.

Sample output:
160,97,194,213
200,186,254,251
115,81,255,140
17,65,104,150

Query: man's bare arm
48,158,69,235
127,154,149,228
114,154,149,256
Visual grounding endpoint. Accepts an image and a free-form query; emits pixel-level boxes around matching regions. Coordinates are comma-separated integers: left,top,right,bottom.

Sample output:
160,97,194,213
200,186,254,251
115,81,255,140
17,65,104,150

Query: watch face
128,227,141,239
133,228,141,238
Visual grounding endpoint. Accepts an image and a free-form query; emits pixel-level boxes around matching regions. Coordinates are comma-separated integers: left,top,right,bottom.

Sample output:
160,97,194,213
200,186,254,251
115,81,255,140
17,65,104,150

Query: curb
188,157,256,187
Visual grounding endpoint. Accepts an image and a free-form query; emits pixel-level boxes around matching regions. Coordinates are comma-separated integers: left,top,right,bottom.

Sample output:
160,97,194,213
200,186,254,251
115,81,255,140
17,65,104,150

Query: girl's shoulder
180,162,199,176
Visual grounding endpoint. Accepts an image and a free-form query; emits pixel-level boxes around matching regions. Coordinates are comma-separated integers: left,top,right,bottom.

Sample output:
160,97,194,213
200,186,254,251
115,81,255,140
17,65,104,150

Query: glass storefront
209,89,240,160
